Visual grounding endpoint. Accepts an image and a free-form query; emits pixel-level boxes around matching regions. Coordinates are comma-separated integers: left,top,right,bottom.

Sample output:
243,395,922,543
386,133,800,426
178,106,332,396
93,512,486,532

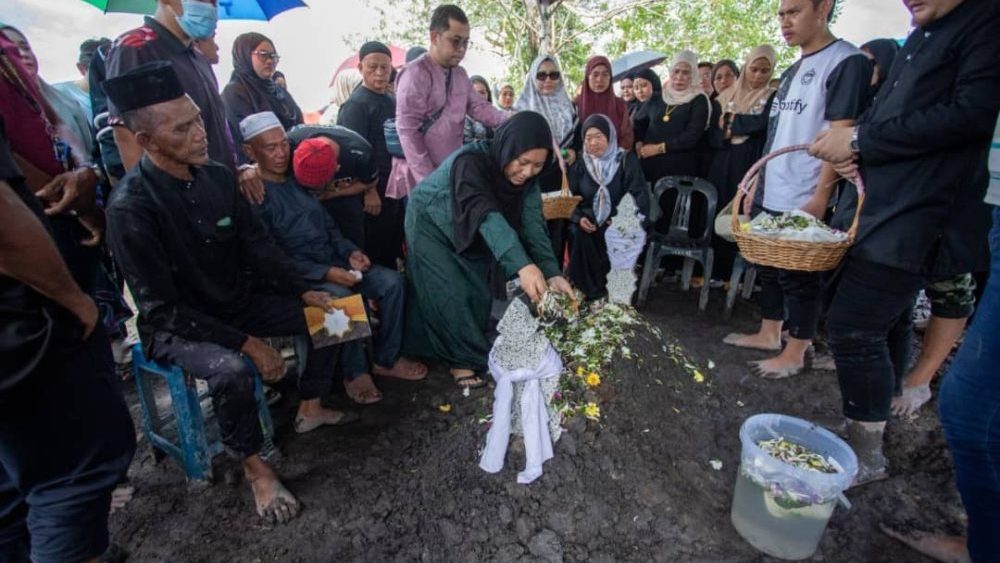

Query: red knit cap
293,137,338,188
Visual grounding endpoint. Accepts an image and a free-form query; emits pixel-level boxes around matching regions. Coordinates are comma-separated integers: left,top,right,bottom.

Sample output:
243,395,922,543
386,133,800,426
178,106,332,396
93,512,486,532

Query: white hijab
663,50,711,129
514,55,578,148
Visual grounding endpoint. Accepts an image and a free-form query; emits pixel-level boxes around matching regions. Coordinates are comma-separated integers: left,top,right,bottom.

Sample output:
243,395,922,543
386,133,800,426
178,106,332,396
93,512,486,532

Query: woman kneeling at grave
566,114,650,299
403,111,575,389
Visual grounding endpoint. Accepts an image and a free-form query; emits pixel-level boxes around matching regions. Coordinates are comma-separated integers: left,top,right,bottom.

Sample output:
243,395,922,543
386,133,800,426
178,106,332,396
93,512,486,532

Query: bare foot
109,484,135,514
246,460,300,525
749,355,805,379
880,524,971,563
294,406,361,433
373,357,428,381
891,385,933,419
723,332,781,351
344,373,383,405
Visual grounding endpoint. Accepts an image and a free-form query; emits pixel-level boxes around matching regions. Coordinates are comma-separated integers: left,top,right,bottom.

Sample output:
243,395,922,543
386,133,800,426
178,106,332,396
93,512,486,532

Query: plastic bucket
730,414,858,560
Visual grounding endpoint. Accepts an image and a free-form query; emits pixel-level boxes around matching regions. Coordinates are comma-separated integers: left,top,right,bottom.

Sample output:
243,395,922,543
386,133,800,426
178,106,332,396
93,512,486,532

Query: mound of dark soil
110,288,961,562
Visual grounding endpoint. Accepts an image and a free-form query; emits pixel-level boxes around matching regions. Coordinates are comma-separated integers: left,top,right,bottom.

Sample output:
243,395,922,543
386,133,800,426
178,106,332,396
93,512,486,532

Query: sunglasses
444,35,472,50
253,50,280,62
535,71,561,82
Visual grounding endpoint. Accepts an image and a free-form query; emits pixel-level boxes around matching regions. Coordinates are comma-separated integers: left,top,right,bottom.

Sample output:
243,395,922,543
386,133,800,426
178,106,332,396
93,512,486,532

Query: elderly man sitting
104,62,356,525
239,111,427,404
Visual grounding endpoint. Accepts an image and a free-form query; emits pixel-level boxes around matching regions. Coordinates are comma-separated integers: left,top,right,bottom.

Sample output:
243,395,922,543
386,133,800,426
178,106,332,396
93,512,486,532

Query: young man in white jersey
723,0,871,380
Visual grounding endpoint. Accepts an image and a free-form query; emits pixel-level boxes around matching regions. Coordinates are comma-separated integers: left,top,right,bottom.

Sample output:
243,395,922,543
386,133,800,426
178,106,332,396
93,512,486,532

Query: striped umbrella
82,0,308,20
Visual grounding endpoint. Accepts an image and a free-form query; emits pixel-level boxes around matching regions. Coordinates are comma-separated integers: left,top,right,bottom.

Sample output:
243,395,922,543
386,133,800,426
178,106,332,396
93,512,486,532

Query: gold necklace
662,104,680,122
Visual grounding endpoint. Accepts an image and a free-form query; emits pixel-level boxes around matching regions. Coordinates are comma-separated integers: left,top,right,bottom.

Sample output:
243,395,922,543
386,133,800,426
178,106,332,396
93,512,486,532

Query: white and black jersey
761,39,872,212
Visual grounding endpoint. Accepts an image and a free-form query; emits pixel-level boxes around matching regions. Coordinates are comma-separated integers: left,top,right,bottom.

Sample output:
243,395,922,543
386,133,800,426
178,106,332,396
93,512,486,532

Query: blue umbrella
83,0,307,20
217,0,307,20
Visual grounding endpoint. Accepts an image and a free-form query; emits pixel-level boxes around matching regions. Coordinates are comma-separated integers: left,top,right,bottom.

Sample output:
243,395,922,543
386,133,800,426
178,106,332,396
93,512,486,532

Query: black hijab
452,111,554,254
633,67,662,96
861,39,899,88
229,32,302,128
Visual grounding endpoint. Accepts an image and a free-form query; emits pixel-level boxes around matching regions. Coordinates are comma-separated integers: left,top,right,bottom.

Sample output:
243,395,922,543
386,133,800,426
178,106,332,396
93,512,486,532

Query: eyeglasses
444,35,472,50
535,71,561,82
253,50,280,62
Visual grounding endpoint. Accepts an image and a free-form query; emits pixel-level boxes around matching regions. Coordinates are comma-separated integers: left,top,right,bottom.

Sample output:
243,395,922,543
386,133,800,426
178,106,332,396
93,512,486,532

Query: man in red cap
286,124,379,249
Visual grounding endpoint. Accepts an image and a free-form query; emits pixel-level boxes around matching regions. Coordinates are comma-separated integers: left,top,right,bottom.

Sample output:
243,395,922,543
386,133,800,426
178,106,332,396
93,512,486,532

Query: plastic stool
131,344,276,482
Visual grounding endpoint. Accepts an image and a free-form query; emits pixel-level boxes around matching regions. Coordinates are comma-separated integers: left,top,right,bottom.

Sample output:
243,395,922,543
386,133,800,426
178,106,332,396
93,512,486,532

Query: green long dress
403,143,561,372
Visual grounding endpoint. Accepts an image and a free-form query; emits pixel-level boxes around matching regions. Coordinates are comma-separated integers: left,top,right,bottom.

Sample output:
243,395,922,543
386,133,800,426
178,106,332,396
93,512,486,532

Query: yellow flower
586,373,601,387
583,402,601,420
693,370,705,384
576,366,585,376
437,404,452,413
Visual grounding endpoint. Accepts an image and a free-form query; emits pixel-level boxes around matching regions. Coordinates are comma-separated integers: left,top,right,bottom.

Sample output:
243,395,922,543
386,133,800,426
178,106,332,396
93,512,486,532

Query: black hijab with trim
229,32,302,128
452,111,554,254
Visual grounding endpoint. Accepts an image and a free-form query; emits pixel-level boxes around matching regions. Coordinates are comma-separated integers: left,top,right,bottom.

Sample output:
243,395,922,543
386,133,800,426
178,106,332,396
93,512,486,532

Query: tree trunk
524,0,552,55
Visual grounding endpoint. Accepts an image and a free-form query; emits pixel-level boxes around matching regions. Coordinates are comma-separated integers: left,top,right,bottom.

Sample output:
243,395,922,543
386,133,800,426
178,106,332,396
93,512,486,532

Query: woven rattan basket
542,170,583,220
731,144,865,272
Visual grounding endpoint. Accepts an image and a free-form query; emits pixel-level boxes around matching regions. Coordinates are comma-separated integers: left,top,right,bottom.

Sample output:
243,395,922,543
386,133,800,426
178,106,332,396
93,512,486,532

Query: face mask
175,1,218,40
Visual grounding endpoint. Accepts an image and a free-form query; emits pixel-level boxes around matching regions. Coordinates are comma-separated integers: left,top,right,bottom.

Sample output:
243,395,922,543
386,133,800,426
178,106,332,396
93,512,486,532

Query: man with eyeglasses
106,0,236,173
386,4,507,201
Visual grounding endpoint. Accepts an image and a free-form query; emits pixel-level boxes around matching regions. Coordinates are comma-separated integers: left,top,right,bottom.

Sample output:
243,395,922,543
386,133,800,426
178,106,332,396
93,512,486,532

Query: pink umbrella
330,44,407,86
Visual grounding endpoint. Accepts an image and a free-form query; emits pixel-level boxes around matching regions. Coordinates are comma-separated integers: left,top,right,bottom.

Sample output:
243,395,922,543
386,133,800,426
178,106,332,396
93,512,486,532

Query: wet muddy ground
110,284,962,562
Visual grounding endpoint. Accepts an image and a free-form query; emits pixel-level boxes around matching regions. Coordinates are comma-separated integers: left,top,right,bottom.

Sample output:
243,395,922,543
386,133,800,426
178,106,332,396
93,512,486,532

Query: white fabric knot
480,344,563,484
605,223,647,270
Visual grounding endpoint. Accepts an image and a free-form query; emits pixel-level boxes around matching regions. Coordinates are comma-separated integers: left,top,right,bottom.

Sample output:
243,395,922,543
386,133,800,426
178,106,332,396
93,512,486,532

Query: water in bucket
730,414,858,560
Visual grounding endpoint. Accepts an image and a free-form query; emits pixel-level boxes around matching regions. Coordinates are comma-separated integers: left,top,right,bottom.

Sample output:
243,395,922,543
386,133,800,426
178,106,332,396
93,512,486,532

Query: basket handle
731,143,866,239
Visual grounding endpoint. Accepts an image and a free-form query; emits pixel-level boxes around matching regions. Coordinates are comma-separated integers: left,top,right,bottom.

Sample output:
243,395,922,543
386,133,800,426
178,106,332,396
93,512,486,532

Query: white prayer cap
239,111,283,142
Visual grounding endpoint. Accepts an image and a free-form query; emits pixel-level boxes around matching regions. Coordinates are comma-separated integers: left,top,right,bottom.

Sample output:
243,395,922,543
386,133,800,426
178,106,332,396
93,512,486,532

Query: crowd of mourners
1,0,998,561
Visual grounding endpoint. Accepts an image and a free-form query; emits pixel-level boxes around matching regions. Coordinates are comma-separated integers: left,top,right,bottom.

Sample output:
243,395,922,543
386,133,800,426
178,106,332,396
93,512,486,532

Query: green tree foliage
366,0,815,92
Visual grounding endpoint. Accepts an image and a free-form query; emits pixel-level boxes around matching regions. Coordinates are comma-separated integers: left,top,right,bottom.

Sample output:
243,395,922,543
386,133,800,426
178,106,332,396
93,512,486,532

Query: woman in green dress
404,111,574,389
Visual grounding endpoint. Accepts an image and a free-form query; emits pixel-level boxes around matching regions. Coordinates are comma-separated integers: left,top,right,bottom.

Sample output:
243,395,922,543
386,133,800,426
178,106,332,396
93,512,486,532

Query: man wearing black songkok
104,61,355,525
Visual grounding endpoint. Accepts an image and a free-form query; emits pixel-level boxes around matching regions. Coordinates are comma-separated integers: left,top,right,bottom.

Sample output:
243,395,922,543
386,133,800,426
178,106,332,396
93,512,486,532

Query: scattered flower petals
693,370,705,383
586,373,601,387
707,360,716,369
709,459,723,471
437,404,452,413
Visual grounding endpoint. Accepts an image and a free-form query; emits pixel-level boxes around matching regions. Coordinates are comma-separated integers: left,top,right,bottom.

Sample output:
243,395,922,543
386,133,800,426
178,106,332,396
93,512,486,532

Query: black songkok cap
103,61,185,113
405,46,426,63
359,41,392,61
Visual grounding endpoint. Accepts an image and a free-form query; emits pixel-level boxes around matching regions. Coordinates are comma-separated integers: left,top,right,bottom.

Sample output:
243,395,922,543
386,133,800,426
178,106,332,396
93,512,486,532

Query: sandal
450,369,488,389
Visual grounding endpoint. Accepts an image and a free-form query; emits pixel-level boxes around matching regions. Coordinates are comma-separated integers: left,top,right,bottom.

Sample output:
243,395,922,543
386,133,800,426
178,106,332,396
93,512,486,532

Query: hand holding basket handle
729,144,866,272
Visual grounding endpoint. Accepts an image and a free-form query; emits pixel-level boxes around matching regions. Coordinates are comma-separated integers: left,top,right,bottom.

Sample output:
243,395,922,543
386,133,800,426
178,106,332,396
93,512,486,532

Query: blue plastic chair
131,344,276,482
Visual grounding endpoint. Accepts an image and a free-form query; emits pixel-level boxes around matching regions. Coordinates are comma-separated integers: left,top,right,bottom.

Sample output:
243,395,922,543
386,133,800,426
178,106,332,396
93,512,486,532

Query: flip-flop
453,373,488,389
294,410,361,434
723,333,782,351
748,360,803,380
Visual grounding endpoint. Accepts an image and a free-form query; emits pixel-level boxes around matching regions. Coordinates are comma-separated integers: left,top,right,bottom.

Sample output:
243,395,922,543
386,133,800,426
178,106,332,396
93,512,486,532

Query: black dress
565,152,650,298
634,96,711,242
706,93,774,279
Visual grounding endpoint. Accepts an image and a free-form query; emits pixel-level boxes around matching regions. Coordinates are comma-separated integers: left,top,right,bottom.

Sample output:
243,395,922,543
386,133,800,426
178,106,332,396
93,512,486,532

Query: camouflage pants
926,273,977,319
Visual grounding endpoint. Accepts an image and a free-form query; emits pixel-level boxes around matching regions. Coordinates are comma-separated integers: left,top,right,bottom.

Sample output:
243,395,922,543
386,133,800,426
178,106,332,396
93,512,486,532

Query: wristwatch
849,127,860,154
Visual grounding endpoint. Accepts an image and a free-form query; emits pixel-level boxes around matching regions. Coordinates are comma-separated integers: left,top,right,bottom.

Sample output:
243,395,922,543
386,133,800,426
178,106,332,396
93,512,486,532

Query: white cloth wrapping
480,344,563,484
605,223,647,270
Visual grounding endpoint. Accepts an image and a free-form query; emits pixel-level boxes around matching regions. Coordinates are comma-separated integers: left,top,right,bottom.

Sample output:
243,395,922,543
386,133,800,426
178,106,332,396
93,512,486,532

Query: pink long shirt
386,54,506,199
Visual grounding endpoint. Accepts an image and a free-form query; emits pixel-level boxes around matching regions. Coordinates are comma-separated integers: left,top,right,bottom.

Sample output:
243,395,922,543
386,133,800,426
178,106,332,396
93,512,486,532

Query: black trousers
149,294,339,457
0,326,136,563
826,257,925,422
365,197,404,269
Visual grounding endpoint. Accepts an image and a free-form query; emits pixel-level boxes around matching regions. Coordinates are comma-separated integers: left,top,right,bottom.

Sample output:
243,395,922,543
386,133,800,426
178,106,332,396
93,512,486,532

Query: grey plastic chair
637,176,718,311
724,254,758,318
